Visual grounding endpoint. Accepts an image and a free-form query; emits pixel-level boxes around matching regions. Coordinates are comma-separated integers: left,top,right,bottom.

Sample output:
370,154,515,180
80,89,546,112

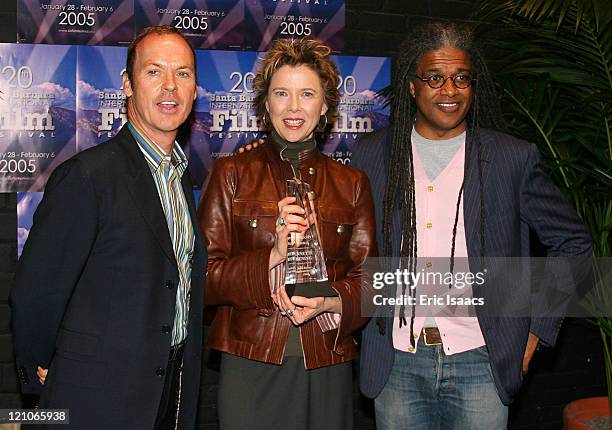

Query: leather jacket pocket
233,200,277,250
319,206,357,260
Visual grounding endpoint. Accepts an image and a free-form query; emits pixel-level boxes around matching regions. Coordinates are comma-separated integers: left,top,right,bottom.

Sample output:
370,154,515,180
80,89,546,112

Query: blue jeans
375,340,508,430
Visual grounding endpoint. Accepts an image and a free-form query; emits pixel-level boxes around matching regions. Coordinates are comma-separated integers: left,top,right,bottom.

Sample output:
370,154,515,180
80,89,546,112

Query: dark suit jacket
10,126,206,429
353,127,592,405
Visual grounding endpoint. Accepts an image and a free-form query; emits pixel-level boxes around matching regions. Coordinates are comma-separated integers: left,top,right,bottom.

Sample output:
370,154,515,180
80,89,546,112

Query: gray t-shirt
412,128,466,181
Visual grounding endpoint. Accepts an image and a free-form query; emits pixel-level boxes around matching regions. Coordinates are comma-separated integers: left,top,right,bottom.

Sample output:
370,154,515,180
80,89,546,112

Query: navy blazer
10,126,206,429
353,127,592,404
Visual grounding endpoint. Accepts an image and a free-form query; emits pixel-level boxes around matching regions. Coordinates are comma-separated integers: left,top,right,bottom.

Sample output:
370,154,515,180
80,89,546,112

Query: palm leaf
476,0,612,410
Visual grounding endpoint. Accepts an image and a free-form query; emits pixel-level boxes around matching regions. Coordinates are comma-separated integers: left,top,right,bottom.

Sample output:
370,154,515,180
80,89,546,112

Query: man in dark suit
10,25,206,429
352,21,592,429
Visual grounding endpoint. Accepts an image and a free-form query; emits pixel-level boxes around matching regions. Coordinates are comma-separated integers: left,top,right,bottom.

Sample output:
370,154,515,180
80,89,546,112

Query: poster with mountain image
0,43,77,192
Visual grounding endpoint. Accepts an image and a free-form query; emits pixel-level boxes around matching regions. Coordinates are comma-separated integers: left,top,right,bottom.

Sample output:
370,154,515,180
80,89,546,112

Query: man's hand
237,138,265,154
522,332,540,374
37,366,48,385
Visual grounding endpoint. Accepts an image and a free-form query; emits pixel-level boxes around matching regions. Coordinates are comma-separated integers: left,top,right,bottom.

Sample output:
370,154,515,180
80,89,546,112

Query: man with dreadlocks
353,21,592,429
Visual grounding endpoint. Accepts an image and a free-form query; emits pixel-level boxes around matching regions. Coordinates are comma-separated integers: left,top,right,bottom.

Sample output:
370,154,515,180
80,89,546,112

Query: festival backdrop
134,0,245,50
12,0,389,256
244,0,345,51
17,0,134,45
17,0,343,51
0,43,77,193
76,45,128,152
186,50,389,185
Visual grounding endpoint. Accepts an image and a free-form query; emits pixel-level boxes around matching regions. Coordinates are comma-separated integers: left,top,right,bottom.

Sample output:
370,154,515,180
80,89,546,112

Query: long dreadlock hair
381,21,504,341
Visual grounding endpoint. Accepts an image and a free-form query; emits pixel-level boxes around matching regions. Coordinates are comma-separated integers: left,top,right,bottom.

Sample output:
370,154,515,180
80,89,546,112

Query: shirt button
309,167,316,176
161,325,172,334
426,261,432,268
165,280,174,289
249,219,258,228
336,225,345,234
156,367,166,377
428,185,434,192
426,222,433,229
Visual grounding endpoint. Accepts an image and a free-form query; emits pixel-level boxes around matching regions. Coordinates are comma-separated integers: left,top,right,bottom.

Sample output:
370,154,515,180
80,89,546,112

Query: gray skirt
218,353,353,430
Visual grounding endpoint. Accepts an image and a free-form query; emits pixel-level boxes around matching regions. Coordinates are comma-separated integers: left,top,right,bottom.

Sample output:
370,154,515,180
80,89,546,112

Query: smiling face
410,47,473,140
265,64,328,143
122,32,196,151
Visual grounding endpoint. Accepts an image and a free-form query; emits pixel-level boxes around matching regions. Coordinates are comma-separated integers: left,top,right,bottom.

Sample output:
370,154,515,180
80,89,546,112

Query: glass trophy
284,178,329,285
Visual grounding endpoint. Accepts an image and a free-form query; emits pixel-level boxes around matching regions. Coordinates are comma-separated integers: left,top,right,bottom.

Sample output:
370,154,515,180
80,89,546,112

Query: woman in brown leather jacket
198,37,377,430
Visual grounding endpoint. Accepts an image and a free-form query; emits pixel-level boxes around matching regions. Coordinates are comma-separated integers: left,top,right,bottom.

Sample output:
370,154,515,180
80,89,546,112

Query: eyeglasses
414,74,476,89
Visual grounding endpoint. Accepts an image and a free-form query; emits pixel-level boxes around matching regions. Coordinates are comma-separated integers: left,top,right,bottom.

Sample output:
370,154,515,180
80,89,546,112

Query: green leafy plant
476,0,612,413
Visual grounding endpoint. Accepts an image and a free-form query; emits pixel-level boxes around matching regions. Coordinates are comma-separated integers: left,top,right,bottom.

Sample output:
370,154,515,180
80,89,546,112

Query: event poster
76,45,127,152
15,46,389,255
0,43,77,192
186,49,261,187
244,0,345,52
186,50,389,188
16,192,43,257
17,0,133,46
135,0,244,49
322,55,390,163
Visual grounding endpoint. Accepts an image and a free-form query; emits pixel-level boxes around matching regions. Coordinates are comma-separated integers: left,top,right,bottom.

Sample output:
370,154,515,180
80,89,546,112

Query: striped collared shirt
128,122,194,347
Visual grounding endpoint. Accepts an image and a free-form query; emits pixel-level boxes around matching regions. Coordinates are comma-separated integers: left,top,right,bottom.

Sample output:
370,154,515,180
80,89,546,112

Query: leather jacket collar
262,134,324,182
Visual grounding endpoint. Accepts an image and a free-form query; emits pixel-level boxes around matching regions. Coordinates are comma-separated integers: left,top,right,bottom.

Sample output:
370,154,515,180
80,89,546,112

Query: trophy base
285,282,338,298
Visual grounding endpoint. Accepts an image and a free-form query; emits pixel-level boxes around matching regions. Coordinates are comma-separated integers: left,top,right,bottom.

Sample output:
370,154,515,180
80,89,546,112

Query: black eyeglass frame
413,74,477,89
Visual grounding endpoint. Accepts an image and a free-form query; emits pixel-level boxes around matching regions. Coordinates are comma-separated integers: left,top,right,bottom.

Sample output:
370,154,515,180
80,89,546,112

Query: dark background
0,1,606,429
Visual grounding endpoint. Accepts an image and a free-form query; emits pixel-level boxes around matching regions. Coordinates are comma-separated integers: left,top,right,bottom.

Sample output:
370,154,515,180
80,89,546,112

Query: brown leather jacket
198,140,377,369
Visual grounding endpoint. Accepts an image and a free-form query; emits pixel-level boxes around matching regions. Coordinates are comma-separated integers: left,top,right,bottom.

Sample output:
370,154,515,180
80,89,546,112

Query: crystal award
284,178,328,284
